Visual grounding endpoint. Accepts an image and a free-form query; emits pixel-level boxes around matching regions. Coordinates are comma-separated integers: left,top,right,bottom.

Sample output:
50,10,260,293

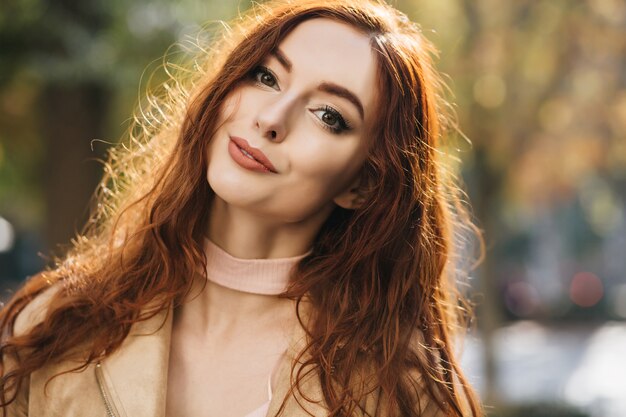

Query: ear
333,176,366,210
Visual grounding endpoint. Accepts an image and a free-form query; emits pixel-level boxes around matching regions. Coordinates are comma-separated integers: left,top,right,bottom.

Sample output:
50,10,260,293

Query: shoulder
1,283,61,416
12,283,62,337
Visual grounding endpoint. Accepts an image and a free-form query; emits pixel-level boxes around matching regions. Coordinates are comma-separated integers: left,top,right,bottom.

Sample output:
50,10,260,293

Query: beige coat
5,289,453,417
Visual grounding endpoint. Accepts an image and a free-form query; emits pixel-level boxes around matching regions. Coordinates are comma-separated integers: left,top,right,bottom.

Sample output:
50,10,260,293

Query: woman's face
206,18,378,223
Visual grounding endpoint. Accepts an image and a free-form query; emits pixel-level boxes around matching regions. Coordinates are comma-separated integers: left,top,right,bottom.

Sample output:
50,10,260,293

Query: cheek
291,139,367,190
221,91,242,119
204,90,245,166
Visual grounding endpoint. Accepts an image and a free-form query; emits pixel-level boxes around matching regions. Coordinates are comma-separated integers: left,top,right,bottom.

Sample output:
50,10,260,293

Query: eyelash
249,65,353,135
316,105,352,134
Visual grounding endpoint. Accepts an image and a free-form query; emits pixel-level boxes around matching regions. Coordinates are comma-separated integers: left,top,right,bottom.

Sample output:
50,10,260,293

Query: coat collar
99,307,173,417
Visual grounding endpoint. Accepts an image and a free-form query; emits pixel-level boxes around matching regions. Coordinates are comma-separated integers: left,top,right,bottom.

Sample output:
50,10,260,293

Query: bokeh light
504,280,541,317
569,272,604,308
0,216,15,253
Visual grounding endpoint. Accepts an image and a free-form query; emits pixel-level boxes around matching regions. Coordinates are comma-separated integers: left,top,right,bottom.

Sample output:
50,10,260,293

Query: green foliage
0,0,247,228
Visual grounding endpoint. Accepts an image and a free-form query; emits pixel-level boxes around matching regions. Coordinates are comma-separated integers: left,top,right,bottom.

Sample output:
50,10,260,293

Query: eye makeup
248,64,355,134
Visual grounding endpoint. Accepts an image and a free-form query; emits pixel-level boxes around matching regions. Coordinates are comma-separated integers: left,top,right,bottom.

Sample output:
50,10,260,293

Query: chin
206,163,336,223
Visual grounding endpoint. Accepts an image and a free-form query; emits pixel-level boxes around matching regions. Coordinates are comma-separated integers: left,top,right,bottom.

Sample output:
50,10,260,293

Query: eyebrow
271,49,292,72
317,82,364,121
270,48,365,121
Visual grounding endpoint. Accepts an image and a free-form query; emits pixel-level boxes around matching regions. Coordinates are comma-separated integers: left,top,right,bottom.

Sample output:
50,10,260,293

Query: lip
228,136,278,174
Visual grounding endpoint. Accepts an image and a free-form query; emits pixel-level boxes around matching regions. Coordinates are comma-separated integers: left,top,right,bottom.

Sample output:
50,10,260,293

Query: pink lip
228,136,278,173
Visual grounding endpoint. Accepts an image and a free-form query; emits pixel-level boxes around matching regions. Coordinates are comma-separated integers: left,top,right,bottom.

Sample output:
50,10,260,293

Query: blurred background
1,0,624,416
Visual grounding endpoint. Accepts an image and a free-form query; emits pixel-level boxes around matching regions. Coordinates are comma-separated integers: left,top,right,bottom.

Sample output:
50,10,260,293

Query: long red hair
0,1,483,416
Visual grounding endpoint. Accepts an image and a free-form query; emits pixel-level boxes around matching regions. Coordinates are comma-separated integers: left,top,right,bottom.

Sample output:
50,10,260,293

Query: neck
181,278,296,335
183,196,325,333
178,235,309,334
207,196,332,259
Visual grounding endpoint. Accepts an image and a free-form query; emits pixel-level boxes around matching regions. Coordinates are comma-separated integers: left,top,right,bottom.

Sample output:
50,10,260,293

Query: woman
0,0,483,416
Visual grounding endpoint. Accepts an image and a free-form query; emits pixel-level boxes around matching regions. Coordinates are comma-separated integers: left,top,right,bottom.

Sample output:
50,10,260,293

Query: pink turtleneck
203,237,311,295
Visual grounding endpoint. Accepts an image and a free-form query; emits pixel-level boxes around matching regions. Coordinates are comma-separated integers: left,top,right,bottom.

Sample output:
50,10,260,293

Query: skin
166,18,378,417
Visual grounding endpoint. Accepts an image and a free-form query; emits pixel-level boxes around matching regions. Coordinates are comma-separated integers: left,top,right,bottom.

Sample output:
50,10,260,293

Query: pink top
243,373,273,417
244,349,286,417
203,238,311,295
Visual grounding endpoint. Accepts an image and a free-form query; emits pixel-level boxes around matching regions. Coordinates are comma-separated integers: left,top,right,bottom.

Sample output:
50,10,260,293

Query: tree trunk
39,83,109,252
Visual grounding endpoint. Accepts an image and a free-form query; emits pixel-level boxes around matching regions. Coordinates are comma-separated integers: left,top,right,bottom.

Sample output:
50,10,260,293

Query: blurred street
462,321,626,417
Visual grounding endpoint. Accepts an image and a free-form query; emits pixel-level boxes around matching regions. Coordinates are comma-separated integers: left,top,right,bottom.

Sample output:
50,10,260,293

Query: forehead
277,18,378,121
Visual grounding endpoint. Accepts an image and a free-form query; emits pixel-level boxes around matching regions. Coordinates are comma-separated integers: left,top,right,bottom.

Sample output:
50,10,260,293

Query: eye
251,66,279,90
312,105,353,134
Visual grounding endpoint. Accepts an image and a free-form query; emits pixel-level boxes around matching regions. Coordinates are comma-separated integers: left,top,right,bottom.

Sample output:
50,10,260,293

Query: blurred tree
0,0,248,258
401,0,626,406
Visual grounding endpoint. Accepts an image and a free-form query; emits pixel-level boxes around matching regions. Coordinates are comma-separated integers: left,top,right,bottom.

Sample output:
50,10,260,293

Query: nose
253,95,292,143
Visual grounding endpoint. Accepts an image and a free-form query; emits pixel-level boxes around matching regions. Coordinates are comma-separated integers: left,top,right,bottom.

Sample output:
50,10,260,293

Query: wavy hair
0,1,483,416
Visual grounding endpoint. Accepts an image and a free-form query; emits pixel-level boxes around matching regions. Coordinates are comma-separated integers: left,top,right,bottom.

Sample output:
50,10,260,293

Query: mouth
228,136,278,174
